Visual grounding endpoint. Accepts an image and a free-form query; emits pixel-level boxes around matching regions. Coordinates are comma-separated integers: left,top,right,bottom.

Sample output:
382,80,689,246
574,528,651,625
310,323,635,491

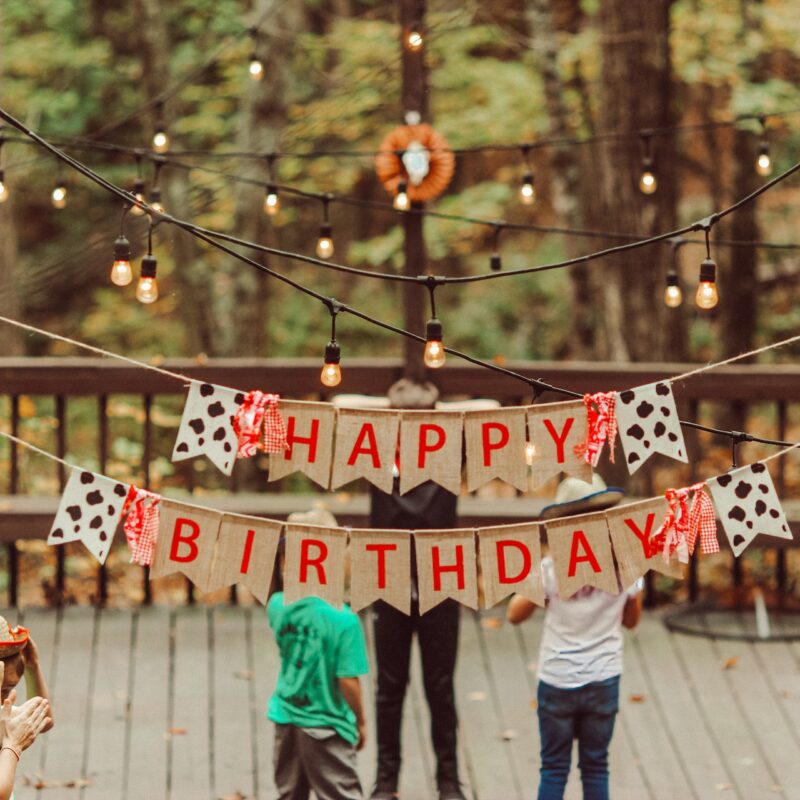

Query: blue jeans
536,675,620,800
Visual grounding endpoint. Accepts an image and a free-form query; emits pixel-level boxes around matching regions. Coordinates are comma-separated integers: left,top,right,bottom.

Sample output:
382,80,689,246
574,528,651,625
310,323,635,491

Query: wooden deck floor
6,605,800,800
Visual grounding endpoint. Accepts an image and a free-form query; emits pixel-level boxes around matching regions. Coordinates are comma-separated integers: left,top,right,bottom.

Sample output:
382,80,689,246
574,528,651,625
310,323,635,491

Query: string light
110,205,133,286
519,146,535,205
524,441,537,466
394,180,410,211
51,180,67,209
263,155,279,216
756,142,772,177
696,224,719,310
663,238,684,308
320,301,343,387
149,159,165,214
131,177,146,216
423,279,446,368
248,27,263,80
405,26,424,51
639,132,657,195
490,224,503,271
136,223,158,304
152,102,169,154
316,196,334,259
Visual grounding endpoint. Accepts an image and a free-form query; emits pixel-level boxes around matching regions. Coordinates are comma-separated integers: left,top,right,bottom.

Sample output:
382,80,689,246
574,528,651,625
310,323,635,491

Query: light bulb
406,30,424,50
394,181,410,211
149,188,165,215
695,258,718,310
131,178,146,216
111,235,133,286
51,183,67,209
663,271,682,308
136,254,159,304
316,223,334,259
0,170,7,204
639,169,657,194
756,145,772,177
153,130,169,153
264,186,280,216
424,318,446,369
249,55,264,80
525,441,537,466
520,170,535,205
320,341,342,387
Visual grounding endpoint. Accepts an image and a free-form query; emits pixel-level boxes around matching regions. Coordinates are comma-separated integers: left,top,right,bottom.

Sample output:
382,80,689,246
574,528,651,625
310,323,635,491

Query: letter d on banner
284,524,347,606
150,498,222,593
477,522,544,608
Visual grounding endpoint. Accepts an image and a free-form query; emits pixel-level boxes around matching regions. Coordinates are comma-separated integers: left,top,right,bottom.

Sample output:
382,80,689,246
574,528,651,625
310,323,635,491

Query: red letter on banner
300,539,328,584
348,423,381,468
481,422,510,467
496,539,532,584
624,513,659,559
366,543,398,589
170,518,200,563
431,544,465,591
567,530,601,577
418,424,446,469
284,416,320,463
542,417,574,464
239,528,256,574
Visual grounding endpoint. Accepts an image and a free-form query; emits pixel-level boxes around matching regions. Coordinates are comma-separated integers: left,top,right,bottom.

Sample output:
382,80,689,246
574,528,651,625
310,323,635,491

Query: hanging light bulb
406,29,424,50
489,223,503,271
248,53,264,81
663,270,682,308
424,318,446,369
316,223,334,258
695,258,719,310
320,340,342,387
639,159,657,194
136,253,159,304
520,169,535,205
110,235,133,286
756,141,772,177
152,126,169,153
130,177,147,216
394,180,410,211
0,169,7,204
149,187,165,214
51,182,67,209
264,184,280,216
524,441,537,466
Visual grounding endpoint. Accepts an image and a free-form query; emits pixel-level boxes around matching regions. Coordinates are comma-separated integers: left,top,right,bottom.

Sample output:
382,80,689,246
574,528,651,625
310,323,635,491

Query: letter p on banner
478,522,544,608
349,530,412,614
150,498,222,593
283,523,347,606
414,529,479,614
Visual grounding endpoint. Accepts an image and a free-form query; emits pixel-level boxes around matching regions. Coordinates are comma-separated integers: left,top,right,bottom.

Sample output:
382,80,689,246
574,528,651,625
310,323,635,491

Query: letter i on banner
399,411,463,495
527,401,592,487
284,524,347,606
414,529,479,615
331,409,400,493
349,530,412,614
206,514,282,604
269,400,336,488
464,408,529,493
150,499,222,593
545,511,619,598
477,523,545,608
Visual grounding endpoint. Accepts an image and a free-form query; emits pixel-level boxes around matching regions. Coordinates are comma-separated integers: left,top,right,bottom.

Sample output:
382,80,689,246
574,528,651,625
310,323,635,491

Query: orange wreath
375,123,456,203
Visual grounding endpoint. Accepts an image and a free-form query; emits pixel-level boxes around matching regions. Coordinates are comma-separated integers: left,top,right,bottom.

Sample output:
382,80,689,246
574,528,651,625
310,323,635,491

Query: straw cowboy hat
0,617,29,658
539,474,625,521
286,509,339,528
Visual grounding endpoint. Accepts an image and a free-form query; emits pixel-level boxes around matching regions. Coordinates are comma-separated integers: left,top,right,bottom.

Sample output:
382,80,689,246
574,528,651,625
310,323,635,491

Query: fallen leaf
500,729,517,741
721,657,738,670
164,726,188,739
480,617,502,629
781,690,793,699
530,699,538,711
629,694,646,704
715,783,733,791
23,776,92,789
235,670,253,681
467,691,486,702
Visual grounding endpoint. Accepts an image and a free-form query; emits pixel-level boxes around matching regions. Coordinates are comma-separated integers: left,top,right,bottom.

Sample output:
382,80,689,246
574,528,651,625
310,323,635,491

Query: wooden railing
1,357,798,607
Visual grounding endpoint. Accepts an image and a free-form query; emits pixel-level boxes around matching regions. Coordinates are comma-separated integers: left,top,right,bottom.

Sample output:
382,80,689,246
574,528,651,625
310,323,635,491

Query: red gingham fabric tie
652,482,718,563
233,390,288,458
574,392,617,467
122,486,161,567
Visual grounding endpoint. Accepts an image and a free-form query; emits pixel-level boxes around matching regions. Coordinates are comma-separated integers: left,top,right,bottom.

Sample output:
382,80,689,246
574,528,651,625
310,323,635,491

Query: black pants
372,599,460,791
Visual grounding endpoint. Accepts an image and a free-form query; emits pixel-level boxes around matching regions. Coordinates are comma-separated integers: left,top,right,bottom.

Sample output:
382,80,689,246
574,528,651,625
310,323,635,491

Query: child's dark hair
1,652,24,676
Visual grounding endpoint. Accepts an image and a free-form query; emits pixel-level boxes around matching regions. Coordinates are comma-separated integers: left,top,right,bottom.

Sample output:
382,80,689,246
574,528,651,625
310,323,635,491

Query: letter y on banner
349,530,411,614
477,523,544,608
414,529,478,614
527,401,592,487
150,499,222,592
284,524,347,606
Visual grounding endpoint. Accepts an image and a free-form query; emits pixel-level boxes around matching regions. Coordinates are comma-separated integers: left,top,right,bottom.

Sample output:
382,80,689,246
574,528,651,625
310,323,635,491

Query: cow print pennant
47,469,131,564
707,462,793,557
172,381,244,476
615,381,687,474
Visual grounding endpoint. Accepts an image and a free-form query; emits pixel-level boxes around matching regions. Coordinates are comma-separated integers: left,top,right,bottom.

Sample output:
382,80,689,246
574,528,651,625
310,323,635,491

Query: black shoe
438,785,467,800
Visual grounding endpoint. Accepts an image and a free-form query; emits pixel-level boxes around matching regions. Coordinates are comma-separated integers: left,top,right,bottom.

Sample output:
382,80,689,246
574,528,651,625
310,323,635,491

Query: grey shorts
274,723,363,800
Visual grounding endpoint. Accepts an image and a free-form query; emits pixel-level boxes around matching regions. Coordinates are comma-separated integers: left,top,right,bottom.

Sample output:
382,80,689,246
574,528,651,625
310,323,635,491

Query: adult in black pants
369,379,466,800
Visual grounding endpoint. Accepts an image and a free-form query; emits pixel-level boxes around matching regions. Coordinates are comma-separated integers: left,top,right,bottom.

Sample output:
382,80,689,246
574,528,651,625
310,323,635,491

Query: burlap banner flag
349,529,412,614
269,400,336,488
478,522,545,608
151,499,222,593
546,511,619,598
331,409,400,493
399,411,463,495
605,498,683,588
283,524,347,606
207,514,282,604
527,401,592,487
464,407,529,493
414,529,479,614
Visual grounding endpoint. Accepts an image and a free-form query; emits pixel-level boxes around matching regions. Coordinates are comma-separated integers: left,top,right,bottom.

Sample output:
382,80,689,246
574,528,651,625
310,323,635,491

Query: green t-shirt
266,592,368,744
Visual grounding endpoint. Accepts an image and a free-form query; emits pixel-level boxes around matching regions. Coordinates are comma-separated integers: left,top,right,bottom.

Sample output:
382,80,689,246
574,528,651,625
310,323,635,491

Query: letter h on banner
414,529,479,614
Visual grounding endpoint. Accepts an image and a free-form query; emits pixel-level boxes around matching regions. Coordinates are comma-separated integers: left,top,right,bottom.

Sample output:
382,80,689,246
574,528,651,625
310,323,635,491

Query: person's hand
21,637,39,668
2,695,50,752
356,720,367,752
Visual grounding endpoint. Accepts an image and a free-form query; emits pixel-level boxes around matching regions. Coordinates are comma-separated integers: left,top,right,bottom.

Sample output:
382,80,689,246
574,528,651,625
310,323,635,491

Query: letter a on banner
399,411,463,495
150,499,222,592
349,530,412,614
464,408,528,492
284,524,347,606
477,522,545,608
545,512,619,598
331,409,399,493
527,401,592,487
207,514,282,604
605,498,683,588
414,529,479,614
269,400,336,488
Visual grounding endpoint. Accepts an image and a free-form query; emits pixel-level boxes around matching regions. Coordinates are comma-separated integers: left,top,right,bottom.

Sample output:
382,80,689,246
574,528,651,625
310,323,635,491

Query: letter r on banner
300,539,328,584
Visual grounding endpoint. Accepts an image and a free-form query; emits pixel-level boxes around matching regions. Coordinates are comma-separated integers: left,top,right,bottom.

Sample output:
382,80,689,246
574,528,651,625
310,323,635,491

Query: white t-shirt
536,557,642,689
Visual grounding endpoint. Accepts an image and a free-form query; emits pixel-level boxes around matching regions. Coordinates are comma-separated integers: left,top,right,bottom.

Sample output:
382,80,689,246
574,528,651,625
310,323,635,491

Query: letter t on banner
349,530,412,614
414,529,479,615
284,523,347,607
477,522,545,608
